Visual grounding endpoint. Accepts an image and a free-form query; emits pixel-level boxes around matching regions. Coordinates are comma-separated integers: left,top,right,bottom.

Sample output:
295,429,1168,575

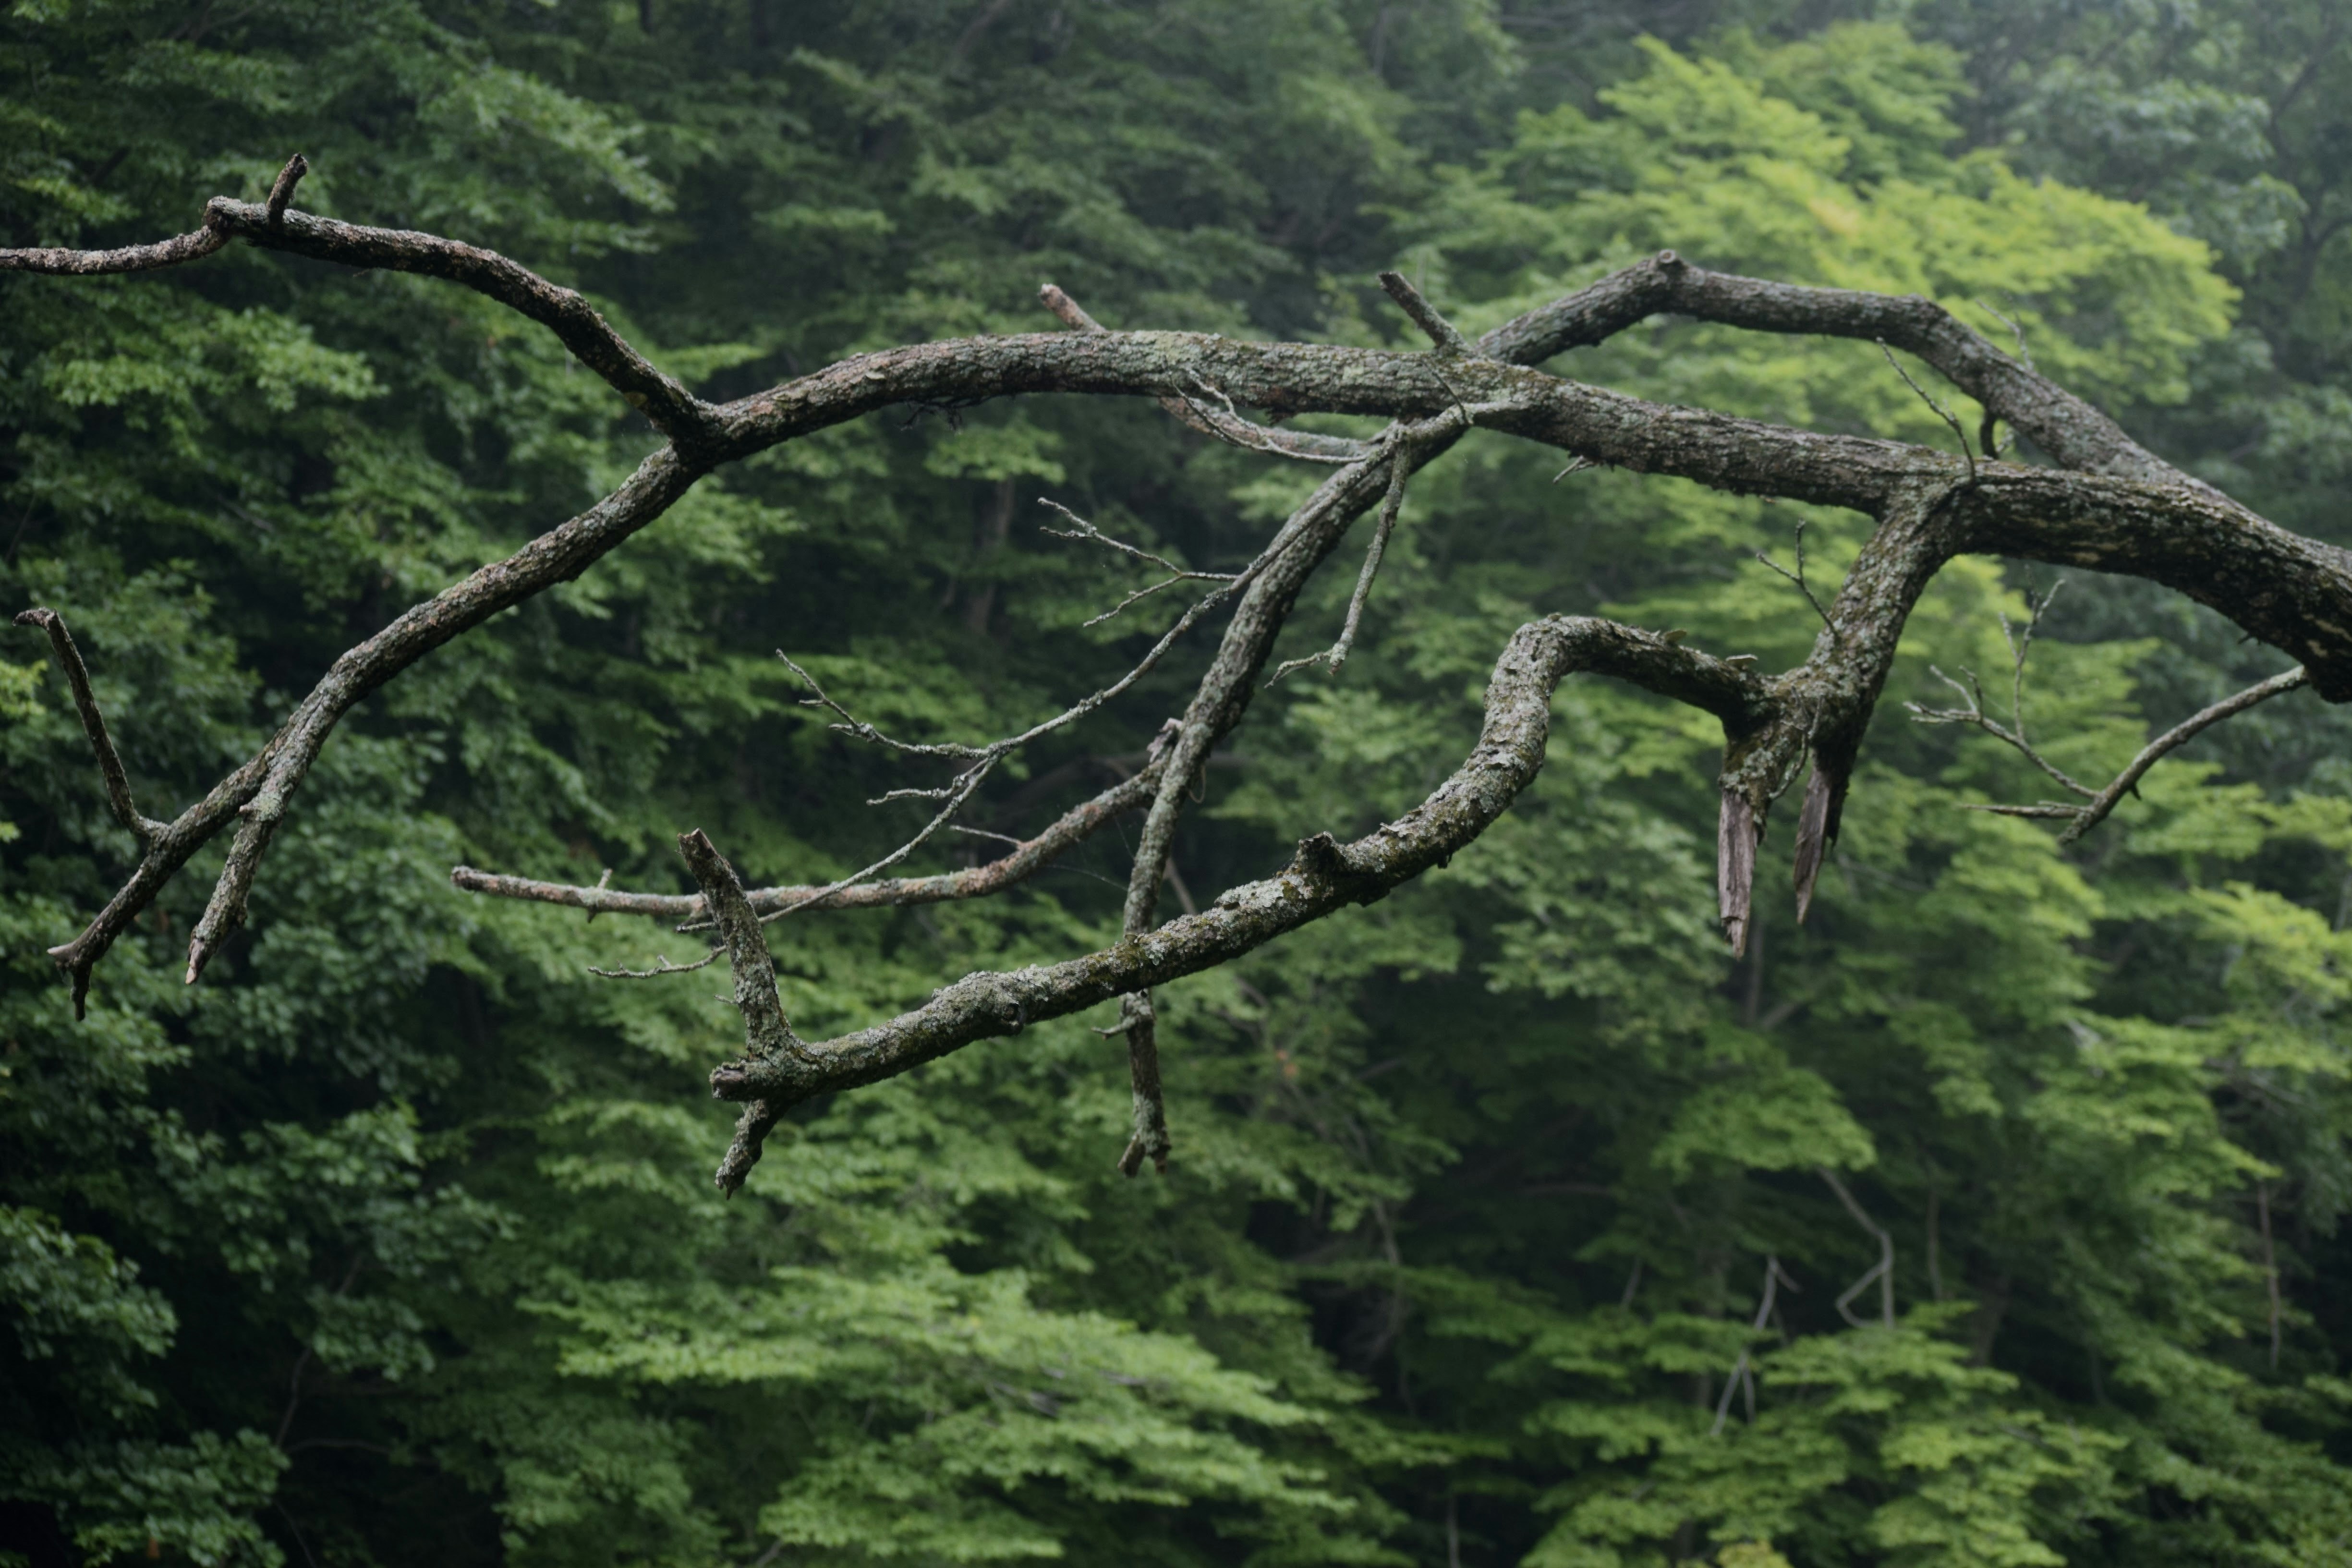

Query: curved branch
31,448,699,1000
1481,250,2180,486
203,199,720,446
703,618,1772,1169
0,167,714,444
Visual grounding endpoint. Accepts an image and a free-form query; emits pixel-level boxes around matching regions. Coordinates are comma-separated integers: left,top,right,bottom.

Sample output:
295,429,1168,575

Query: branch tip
265,154,309,226
1376,270,1473,355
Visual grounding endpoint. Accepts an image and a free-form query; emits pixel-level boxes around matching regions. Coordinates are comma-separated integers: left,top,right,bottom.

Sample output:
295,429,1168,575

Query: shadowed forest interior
7,2,2352,1565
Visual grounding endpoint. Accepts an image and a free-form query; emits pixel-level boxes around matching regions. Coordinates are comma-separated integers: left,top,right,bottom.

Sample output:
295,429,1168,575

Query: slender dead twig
1818,1167,1895,1329
2057,665,2310,844
1911,587,2310,842
1713,1255,1797,1435
590,947,724,981
12,610,160,843
453,762,1161,928
1039,498,1238,627
1267,441,1415,684
1755,520,1840,643
1038,498,1234,584
1879,338,1977,484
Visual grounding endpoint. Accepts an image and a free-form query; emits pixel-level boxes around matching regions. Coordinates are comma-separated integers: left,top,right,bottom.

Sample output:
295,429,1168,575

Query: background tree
3,5,2350,1568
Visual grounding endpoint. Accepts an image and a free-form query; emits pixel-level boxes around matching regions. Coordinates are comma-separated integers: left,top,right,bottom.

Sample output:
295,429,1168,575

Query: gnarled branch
700,617,1769,1181
14,168,2352,1195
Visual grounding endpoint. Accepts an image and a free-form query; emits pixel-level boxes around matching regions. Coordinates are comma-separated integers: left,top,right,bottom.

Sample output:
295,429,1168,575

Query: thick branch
705,618,1770,1124
201,199,718,446
0,221,227,275
1481,251,2180,486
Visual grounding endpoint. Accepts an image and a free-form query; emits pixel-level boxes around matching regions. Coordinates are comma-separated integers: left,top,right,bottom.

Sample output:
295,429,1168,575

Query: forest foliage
3,2,2352,1566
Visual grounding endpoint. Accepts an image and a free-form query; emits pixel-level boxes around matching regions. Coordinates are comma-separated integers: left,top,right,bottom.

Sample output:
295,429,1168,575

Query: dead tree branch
1713,1255,1796,1435
1818,1167,1895,1330
1910,583,2311,843
12,610,161,845
13,173,2352,1189
450,764,1161,926
702,617,1768,1188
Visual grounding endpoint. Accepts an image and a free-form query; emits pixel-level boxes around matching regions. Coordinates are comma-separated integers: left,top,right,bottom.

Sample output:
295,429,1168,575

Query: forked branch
14,164,2352,1194
1909,586,2311,843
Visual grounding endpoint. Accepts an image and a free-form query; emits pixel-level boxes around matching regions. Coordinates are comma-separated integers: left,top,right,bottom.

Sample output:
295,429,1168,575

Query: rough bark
8,169,2339,1190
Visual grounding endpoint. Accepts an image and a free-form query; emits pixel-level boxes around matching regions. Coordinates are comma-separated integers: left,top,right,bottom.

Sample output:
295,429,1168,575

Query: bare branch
264,153,309,227
1877,339,1976,483
1911,580,2310,842
2055,666,2309,843
1957,666,2312,840
1039,283,1371,464
676,829,808,1195
1115,991,1170,1177
13,609,161,843
590,948,723,981
1269,441,1414,683
0,220,228,275
701,618,1773,1175
1754,520,1840,643
777,654,988,760
1817,1167,1895,1330
200,198,719,445
1378,269,1474,355
1038,498,1235,584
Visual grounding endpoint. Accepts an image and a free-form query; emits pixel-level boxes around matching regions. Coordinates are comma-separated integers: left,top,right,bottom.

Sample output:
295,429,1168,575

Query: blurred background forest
6,1,2352,1564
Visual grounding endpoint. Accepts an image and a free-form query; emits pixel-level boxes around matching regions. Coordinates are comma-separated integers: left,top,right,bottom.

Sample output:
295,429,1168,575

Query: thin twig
1268,443,1413,683
2052,666,2308,844
1038,498,1235,583
777,653,987,759
1878,338,1976,483
589,947,724,980
1754,521,1840,642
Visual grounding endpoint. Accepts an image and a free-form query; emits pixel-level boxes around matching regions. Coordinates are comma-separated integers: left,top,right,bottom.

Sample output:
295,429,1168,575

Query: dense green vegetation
4,2,2351,1564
